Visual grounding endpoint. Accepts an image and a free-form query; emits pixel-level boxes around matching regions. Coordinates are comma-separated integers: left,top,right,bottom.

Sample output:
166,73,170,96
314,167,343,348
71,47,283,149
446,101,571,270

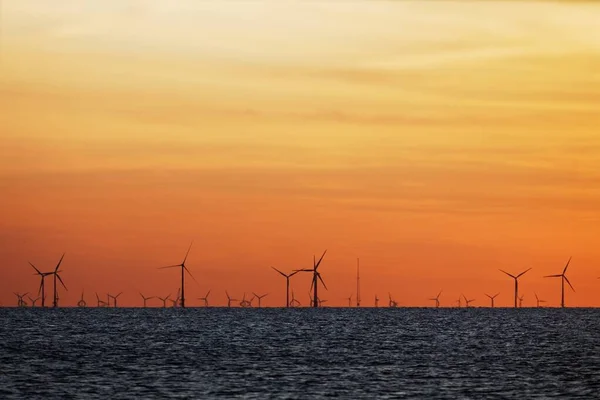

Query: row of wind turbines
9,244,584,308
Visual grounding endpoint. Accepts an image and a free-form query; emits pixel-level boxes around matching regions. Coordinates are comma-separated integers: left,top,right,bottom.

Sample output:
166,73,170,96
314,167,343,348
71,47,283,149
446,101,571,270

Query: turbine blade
314,250,327,270
54,253,65,273
318,273,328,290
564,275,575,292
38,279,44,296
184,266,199,285
563,256,572,274
517,268,532,278
544,274,562,278
182,241,193,264
499,269,516,279
56,274,68,291
159,264,181,269
29,262,42,275
289,270,301,277
206,290,211,298
271,267,286,277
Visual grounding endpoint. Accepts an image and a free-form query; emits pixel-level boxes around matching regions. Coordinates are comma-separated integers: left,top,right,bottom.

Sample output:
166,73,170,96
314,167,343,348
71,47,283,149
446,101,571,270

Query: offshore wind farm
2,0,600,398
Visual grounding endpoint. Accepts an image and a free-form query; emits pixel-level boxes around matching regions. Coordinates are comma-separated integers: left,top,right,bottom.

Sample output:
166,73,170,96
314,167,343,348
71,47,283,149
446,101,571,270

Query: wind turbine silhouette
27,295,40,307
159,242,197,308
170,289,181,307
252,292,268,308
157,294,171,308
95,293,107,307
375,295,379,307
295,250,327,308
429,290,442,308
14,292,28,307
318,298,327,307
198,290,211,307
289,289,301,307
544,257,574,308
49,254,67,308
485,293,500,308
108,293,123,308
534,293,546,308
78,291,87,307
226,291,237,308
140,293,154,308
518,294,525,308
388,293,398,307
462,294,475,308
499,268,531,308
272,267,300,307
28,262,52,307
240,293,253,308
346,294,353,307
456,297,462,308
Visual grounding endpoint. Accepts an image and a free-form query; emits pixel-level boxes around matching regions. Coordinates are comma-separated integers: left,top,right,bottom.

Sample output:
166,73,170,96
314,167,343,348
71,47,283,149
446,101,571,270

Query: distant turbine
544,257,574,308
95,293,107,307
27,295,40,307
462,294,475,308
375,295,379,308
170,289,181,307
28,261,52,307
157,294,171,308
271,267,300,307
485,293,500,308
78,290,87,307
289,289,301,307
139,293,155,308
252,292,268,308
429,290,442,308
14,292,28,307
518,294,525,308
347,294,353,307
356,258,361,307
499,268,531,308
388,293,398,308
159,242,197,308
295,250,328,308
108,292,123,308
534,293,546,308
318,298,327,307
240,293,253,308
225,291,238,308
198,290,211,307
49,254,67,308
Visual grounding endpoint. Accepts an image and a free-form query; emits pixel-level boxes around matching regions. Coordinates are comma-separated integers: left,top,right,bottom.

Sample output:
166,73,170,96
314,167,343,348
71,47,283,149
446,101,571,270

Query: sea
1,308,599,399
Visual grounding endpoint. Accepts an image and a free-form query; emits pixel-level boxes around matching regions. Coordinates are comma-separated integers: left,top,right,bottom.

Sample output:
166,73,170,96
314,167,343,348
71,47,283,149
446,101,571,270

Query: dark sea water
1,308,599,399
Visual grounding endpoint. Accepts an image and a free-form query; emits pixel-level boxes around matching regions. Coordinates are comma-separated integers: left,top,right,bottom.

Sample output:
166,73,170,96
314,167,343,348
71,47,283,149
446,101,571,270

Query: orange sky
1,0,600,307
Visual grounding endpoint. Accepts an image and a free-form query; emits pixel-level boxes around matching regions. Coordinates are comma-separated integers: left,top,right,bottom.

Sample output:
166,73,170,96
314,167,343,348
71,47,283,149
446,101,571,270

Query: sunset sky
1,0,600,307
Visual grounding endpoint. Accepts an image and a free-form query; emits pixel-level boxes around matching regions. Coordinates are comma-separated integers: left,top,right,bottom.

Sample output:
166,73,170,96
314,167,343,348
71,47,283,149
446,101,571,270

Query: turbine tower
49,254,67,308
252,292,268,308
78,291,87,307
462,294,475,308
499,268,531,308
28,262,52,307
534,293,546,308
518,295,525,308
199,290,211,307
356,258,361,307
157,294,171,308
140,293,155,308
346,294,353,307
544,257,574,308
159,242,196,308
375,294,379,308
225,291,237,308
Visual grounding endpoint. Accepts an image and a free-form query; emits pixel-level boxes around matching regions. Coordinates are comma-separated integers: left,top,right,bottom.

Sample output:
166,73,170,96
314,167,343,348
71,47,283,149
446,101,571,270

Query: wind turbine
49,253,67,308
388,293,398,307
295,250,328,308
27,295,40,307
318,298,327,307
499,268,531,308
78,291,87,307
346,294,353,307
462,294,475,308
157,294,171,308
225,291,238,308
14,292,28,307
289,289,301,307
534,293,546,308
375,295,379,308
518,294,525,308
240,293,252,307
170,289,181,307
544,257,574,308
159,242,197,308
108,292,123,308
456,297,462,308
252,292,268,308
198,290,211,307
140,293,154,308
429,290,442,308
485,293,500,308
272,267,300,307
28,262,52,307
95,293,107,307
